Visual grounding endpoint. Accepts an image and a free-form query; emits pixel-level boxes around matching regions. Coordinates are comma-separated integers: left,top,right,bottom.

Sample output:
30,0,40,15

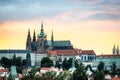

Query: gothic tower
51,30,54,50
37,23,47,53
113,44,116,55
26,29,32,50
31,30,37,51
117,45,119,55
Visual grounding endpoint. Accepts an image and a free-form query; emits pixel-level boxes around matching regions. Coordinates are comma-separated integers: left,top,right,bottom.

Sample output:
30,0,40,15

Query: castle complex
26,23,73,53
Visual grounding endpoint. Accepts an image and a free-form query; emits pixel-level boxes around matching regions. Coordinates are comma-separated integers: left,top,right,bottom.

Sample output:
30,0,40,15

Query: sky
0,0,120,55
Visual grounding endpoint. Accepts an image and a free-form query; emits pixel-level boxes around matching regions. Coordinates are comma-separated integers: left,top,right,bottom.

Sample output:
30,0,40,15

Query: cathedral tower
31,30,37,51
113,44,116,55
51,30,54,50
37,23,47,53
117,45,119,55
26,29,32,50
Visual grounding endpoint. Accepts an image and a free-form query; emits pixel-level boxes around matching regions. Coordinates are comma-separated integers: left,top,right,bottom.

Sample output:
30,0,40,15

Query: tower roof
33,30,36,42
27,29,31,37
39,23,45,38
51,30,54,41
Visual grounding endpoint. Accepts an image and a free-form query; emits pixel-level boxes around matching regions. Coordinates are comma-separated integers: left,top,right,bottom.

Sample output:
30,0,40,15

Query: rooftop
80,50,96,55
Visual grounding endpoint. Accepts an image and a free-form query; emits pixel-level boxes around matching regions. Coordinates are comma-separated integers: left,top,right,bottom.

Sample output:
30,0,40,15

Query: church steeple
117,45,119,55
26,29,31,50
28,29,31,37
39,23,45,38
51,30,54,50
33,30,36,42
113,44,116,55
51,30,54,42
41,23,44,32
31,30,37,51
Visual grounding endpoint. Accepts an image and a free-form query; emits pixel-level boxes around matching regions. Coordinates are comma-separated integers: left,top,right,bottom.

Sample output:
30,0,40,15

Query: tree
1,57,11,68
41,57,53,67
111,62,116,76
55,61,61,68
73,63,88,80
94,71,105,80
62,58,69,70
97,61,104,71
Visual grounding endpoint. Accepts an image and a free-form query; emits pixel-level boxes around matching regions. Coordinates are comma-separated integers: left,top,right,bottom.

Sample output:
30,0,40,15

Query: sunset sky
0,0,120,55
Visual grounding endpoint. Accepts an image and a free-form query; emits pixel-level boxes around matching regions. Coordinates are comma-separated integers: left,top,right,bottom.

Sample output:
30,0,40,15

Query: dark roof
54,40,72,47
0,50,27,53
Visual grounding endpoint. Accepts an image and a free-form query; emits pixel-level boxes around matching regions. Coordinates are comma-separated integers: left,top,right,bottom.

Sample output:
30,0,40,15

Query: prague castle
26,23,73,53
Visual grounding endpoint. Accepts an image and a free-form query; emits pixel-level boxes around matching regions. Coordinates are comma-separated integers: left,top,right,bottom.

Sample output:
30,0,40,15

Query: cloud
87,13,120,20
0,0,120,23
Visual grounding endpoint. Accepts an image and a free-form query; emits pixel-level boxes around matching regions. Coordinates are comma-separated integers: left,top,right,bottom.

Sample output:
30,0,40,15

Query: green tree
68,58,79,68
55,71,72,80
1,57,11,68
55,61,61,68
111,62,116,76
73,63,88,80
62,58,69,70
97,61,104,71
42,71,56,80
94,71,105,80
12,53,16,65
41,57,53,67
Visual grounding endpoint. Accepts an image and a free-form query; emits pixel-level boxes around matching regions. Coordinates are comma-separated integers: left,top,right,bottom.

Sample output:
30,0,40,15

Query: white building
80,50,96,66
92,54,120,70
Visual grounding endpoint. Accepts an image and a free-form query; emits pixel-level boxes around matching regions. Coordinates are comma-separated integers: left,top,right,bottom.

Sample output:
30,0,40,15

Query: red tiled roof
56,49,79,56
0,69,8,72
47,49,81,56
40,68,50,71
113,76,120,80
80,50,95,55
47,51,57,55
97,54,120,58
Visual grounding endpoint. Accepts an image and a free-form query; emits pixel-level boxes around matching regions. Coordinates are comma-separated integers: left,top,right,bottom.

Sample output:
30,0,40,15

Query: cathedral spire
41,23,44,32
39,23,45,38
33,30,36,42
117,45,119,55
28,29,31,37
51,30,54,50
51,30,54,41
26,29,31,50
113,44,116,55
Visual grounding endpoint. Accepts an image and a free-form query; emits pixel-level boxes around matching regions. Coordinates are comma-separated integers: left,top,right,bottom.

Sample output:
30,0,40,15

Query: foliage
62,58,69,70
85,65,94,72
42,71,56,80
41,57,54,67
73,64,88,80
7,74,14,80
111,62,116,76
1,57,11,68
0,54,22,68
97,61,104,71
55,61,61,68
94,71,105,80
